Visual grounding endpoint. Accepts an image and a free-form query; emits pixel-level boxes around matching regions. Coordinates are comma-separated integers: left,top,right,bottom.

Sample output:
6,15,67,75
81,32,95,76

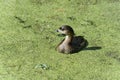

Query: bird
56,25,88,54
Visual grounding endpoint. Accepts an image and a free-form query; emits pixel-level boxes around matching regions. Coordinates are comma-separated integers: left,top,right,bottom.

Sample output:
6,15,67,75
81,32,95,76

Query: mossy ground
0,0,120,80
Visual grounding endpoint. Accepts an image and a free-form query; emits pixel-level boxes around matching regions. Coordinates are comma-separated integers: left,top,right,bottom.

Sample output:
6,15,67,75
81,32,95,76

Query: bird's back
70,36,88,53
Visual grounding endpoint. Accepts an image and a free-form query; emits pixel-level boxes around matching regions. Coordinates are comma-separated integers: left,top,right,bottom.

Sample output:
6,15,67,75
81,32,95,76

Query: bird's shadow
83,46,102,50
70,46,102,54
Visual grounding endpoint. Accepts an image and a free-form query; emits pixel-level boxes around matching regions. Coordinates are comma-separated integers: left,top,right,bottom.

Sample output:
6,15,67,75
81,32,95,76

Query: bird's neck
63,35,73,44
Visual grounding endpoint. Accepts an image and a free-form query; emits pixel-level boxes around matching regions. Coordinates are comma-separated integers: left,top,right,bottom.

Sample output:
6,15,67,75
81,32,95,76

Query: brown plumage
56,25,88,54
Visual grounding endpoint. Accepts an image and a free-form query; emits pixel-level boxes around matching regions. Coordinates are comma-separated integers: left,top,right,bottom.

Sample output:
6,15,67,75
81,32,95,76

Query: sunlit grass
0,0,120,80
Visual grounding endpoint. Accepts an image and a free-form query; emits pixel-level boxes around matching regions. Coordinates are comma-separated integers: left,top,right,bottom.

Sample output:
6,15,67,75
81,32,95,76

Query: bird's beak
56,29,59,32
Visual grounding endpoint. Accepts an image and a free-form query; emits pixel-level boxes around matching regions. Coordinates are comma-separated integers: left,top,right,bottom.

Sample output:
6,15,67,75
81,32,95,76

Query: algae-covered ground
0,0,120,80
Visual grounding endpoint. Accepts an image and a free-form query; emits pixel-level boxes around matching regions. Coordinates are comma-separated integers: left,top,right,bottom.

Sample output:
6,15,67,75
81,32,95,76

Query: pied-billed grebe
56,25,88,54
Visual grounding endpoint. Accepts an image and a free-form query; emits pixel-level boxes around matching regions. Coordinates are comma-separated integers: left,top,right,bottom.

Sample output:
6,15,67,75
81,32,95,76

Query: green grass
0,0,120,80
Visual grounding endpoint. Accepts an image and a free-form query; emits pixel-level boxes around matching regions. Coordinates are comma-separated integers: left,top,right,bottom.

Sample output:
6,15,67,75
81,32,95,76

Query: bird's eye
59,27,64,30
59,27,62,29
